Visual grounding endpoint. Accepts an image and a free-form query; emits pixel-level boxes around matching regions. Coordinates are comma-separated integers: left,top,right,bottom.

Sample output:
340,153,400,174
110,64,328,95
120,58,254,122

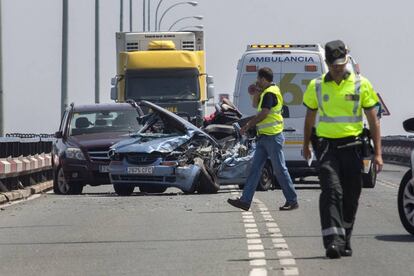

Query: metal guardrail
382,135,414,167
0,134,55,192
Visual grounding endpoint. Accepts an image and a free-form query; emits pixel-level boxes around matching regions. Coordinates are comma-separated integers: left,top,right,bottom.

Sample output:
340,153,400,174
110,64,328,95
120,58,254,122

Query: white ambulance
233,44,365,185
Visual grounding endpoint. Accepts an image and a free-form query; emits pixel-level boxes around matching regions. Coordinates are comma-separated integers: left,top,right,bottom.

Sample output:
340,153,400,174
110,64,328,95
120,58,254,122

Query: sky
2,0,414,135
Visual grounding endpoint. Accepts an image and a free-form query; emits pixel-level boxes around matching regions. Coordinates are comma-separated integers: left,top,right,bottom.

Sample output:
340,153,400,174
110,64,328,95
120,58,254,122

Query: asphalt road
1,164,413,276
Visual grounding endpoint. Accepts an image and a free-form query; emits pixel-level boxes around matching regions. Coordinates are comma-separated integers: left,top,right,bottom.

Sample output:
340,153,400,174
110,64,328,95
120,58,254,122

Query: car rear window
69,109,143,136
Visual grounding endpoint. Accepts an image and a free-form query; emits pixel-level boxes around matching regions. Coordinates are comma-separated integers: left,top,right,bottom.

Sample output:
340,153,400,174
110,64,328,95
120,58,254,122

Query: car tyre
398,170,414,235
53,167,83,195
194,157,219,194
139,185,167,193
362,160,377,188
113,183,135,196
257,161,273,191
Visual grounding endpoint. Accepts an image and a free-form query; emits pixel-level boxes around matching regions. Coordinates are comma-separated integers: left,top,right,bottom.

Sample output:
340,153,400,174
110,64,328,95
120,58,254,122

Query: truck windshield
125,69,200,101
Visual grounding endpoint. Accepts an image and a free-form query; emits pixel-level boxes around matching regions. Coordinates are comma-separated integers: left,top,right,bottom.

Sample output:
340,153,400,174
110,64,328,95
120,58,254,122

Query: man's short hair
258,67,273,82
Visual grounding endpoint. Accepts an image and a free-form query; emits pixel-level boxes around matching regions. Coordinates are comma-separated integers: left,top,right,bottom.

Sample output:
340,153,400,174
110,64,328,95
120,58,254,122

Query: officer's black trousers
318,142,363,249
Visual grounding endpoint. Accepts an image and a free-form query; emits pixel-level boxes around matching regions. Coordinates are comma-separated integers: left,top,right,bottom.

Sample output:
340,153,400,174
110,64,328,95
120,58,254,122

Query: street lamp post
120,0,123,32
178,25,203,31
158,1,198,31
154,0,166,32
95,0,100,103
168,15,203,31
61,0,68,118
0,1,3,136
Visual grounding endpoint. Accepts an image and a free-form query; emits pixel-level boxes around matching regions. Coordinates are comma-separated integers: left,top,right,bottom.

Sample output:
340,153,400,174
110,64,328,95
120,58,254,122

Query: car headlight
65,147,86,160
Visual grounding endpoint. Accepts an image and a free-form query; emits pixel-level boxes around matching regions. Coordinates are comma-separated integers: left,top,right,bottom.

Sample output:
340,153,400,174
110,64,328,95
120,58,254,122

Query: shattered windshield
125,69,200,101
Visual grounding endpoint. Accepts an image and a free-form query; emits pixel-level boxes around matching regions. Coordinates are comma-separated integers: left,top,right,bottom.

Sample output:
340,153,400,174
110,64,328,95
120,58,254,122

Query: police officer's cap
325,40,348,65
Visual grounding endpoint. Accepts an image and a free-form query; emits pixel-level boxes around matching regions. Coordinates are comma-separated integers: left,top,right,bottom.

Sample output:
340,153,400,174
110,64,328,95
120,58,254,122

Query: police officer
228,67,298,211
302,40,383,258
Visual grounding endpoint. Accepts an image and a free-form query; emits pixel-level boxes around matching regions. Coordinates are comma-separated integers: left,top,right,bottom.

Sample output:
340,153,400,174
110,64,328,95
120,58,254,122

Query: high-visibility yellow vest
256,85,284,135
311,73,376,138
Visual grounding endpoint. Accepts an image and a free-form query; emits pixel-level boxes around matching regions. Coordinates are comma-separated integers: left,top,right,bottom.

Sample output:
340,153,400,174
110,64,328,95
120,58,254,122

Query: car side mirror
403,118,414,133
207,75,215,99
55,131,63,139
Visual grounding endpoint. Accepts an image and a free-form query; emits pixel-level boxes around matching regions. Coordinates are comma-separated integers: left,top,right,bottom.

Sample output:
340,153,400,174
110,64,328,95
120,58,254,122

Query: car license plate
99,165,109,173
127,166,154,175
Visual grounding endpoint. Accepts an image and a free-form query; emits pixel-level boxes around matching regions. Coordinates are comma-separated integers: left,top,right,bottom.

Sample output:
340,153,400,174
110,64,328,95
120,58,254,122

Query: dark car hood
111,133,192,154
68,132,129,149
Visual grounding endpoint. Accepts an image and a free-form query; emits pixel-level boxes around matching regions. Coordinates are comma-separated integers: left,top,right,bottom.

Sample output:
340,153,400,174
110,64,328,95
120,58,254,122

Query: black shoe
341,244,352,257
279,201,299,211
227,198,250,211
326,244,341,259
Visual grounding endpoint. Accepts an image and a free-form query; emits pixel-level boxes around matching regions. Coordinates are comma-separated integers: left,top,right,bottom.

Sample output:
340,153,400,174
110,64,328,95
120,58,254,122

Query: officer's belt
318,136,361,148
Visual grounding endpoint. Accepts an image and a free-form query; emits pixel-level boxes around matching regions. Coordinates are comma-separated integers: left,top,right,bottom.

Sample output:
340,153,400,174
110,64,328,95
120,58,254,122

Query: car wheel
113,183,135,196
54,167,83,195
362,161,377,188
139,186,167,193
257,161,273,191
194,157,219,194
398,170,414,235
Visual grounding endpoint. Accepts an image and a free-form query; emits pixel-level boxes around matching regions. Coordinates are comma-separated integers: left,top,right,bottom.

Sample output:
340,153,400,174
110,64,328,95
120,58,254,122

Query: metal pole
61,0,68,118
0,0,3,136
129,0,132,31
147,0,150,31
120,0,124,32
95,0,100,103
142,0,146,32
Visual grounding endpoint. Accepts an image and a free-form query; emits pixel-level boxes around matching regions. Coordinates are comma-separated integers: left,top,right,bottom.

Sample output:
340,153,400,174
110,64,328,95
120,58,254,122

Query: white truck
233,43,377,187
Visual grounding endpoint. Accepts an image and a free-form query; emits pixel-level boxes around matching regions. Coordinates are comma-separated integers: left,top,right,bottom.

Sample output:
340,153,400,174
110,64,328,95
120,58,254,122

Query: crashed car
108,100,270,196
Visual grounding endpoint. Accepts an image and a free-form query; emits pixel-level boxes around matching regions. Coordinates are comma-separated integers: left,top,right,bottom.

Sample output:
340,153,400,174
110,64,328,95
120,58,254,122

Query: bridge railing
0,134,55,192
381,135,414,167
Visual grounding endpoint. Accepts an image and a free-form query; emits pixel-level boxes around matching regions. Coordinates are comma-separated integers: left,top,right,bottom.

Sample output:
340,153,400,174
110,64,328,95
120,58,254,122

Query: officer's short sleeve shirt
303,79,318,110
360,78,379,109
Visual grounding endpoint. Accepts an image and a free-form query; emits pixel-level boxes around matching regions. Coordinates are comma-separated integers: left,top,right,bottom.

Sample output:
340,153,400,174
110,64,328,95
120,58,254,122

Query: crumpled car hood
111,133,191,154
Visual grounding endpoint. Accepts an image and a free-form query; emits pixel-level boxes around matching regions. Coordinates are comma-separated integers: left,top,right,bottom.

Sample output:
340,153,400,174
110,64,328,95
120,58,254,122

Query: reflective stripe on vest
256,120,283,130
315,74,362,123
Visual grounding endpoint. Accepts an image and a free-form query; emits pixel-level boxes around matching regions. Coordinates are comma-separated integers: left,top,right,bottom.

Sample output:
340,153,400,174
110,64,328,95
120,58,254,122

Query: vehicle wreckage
108,100,275,196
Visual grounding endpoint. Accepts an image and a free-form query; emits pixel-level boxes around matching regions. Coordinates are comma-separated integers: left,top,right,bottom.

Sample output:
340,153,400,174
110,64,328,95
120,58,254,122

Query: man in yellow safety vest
228,67,298,211
302,40,383,258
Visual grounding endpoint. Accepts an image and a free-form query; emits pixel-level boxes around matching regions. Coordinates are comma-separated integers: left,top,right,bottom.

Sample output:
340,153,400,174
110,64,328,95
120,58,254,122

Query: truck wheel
398,170,414,235
54,167,83,195
139,186,167,193
113,183,135,196
362,161,377,188
257,161,273,191
194,157,219,194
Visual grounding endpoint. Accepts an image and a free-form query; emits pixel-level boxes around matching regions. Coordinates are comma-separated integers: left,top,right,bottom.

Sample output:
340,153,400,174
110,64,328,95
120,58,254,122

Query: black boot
341,228,353,257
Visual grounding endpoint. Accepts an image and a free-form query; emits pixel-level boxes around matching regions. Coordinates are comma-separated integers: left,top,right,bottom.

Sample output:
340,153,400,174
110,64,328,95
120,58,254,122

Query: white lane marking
280,259,296,266
378,179,398,188
260,211,270,215
274,243,289,249
231,192,240,195
266,222,278,228
243,215,255,219
247,239,262,244
245,223,258,228
272,238,286,243
283,267,299,276
249,251,266,258
259,207,268,211
246,233,261,238
244,219,256,223
250,259,267,266
246,228,259,233
277,251,293,258
248,244,264,251
243,211,253,215
249,268,267,276
267,228,281,233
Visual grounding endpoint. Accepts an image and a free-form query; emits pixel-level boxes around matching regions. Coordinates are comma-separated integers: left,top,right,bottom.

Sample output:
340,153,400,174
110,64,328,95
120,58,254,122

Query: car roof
72,103,136,112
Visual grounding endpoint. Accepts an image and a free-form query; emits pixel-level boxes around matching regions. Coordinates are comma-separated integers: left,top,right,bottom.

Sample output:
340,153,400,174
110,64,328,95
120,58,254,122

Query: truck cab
111,31,214,126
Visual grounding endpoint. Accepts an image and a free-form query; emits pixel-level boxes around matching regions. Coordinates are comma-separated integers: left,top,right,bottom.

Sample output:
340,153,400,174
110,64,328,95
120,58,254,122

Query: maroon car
52,102,143,194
